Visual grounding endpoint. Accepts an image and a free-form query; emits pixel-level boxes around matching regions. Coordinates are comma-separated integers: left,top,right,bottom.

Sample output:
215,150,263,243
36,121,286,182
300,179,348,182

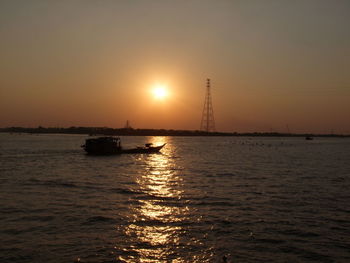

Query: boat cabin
83,137,121,155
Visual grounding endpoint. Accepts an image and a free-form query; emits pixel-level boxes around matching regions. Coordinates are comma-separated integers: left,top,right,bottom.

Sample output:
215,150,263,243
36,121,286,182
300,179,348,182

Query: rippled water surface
0,133,349,262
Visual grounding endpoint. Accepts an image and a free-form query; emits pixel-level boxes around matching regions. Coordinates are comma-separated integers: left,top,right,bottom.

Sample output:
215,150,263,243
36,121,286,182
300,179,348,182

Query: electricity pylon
200,78,216,132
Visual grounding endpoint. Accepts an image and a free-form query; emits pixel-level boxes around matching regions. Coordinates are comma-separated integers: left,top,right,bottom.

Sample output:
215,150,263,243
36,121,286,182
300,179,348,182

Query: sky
0,0,349,133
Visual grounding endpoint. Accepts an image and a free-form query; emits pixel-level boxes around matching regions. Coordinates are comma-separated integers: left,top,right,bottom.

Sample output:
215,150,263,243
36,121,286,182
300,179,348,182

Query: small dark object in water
305,136,313,140
222,255,230,263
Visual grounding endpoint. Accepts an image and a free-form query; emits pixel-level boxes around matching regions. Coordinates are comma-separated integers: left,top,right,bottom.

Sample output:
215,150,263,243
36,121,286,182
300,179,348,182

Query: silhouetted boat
122,143,166,154
82,137,122,155
305,136,314,140
82,137,165,155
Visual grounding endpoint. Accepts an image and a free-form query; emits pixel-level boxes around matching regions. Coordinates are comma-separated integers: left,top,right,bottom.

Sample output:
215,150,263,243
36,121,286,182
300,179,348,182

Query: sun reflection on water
119,137,190,262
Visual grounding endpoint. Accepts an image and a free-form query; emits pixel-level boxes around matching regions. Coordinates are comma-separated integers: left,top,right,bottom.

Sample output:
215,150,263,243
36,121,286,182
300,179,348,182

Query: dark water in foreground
0,134,349,263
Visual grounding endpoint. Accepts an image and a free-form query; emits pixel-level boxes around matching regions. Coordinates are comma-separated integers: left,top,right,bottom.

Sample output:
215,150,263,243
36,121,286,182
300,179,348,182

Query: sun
152,84,168,100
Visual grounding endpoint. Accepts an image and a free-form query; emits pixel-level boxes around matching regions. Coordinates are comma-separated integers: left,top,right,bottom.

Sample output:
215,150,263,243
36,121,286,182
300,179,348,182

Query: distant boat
305,136,313,140
122,143,166,154
81,137,165,155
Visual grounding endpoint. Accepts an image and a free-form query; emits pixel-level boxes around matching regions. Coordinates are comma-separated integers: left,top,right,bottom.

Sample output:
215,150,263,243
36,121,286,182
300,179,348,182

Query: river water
0,133,349,262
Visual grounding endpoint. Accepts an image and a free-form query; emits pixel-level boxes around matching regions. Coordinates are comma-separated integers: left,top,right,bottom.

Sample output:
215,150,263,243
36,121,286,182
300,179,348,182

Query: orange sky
0,1,349,133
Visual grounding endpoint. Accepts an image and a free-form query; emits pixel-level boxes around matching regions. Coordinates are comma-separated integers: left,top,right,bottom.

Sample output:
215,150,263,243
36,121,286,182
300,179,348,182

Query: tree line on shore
0,126,348,137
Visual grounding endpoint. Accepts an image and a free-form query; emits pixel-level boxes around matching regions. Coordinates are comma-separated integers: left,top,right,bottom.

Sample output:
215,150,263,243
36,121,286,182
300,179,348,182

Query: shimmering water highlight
0,134,349,262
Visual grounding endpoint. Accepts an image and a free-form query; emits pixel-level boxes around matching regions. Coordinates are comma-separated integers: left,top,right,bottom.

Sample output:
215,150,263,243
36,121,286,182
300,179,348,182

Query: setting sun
152,84,168,100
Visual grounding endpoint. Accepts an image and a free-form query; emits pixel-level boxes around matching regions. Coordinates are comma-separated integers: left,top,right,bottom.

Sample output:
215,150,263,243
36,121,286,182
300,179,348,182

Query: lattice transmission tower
200,78,216,132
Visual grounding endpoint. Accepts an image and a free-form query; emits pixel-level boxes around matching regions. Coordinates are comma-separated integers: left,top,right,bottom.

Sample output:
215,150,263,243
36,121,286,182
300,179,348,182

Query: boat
81,137,165,155
305,136,314,140
122,143,166,154
82,137,122,155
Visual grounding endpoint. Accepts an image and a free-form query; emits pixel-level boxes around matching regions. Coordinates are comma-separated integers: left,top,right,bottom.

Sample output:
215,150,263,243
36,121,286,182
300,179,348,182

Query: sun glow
152,84,168,100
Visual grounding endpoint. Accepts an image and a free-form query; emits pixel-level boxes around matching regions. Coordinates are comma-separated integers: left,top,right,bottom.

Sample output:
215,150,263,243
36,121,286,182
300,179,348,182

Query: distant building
124,120,132,129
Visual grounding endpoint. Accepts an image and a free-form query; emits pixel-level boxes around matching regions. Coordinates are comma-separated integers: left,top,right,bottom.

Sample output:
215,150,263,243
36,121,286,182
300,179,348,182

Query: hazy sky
1,0,349,133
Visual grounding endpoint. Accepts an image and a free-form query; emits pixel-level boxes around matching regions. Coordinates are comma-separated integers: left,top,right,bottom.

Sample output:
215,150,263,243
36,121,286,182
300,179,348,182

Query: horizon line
1,126,349,137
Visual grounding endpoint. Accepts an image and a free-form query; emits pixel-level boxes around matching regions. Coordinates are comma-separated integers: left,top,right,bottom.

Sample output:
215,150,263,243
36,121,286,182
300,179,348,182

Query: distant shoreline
0,127,349,137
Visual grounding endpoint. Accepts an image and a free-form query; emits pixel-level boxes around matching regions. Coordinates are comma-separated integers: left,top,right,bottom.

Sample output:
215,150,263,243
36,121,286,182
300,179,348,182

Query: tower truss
200,78,216,132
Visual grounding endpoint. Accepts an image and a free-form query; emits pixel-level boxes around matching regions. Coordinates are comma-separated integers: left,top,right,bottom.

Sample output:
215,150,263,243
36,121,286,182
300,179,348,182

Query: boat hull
122,144,166,154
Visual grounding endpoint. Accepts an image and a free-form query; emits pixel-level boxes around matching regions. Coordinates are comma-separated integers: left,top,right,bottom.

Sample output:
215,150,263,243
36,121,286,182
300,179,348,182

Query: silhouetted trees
0,126,348,137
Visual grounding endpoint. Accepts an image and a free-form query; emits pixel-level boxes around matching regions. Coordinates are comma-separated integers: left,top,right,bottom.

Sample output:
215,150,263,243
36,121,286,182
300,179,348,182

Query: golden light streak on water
121,138,189,262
